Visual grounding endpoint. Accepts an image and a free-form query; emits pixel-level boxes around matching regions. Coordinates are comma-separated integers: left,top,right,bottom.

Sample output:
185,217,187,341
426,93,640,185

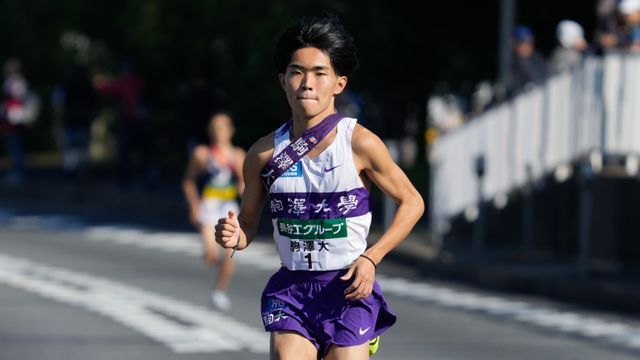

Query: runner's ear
333,76,347,96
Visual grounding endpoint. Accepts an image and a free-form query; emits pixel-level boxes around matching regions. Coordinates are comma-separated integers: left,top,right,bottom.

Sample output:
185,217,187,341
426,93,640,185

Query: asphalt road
1,208,639,360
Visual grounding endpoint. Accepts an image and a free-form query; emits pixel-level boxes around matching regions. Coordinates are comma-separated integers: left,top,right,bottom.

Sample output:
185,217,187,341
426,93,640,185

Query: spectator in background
427,93,465,133
94,60,155,190
549,20,588,73
506,25,548,97
594,0,622,54
52,63,97,178
470,81,496,115
629,27,640,52
619,0,640,50
0,58,39,186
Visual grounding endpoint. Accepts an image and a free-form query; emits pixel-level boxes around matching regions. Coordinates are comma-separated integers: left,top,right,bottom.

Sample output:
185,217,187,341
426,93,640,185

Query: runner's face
279,47,347,119
209,115,234,144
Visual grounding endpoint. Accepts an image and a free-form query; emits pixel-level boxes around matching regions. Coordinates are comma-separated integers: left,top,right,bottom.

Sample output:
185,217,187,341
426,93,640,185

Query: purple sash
260,113,344,189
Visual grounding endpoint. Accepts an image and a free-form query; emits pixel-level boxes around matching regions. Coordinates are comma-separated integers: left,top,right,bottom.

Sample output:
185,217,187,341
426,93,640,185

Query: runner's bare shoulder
244,131,277,173
192,144,211,168
351,123,385,166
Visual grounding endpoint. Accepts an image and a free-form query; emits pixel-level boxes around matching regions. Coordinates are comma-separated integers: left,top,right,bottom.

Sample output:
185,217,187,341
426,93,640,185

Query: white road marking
377,275,640,351
83,225,281,270
3,208,640,353
0,209,281,269
0,252,268,354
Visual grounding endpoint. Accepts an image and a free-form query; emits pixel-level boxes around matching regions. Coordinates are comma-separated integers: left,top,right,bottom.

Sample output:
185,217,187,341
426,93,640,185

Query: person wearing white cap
619,0,640,50
549,20,588,73
619,0,640,22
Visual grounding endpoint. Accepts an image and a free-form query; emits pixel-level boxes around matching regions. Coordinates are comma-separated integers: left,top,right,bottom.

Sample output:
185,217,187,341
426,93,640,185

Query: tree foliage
0,0,596,175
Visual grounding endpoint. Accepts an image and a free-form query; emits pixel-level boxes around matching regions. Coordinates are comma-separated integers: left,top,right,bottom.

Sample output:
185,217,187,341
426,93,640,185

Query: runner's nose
301,74,314,91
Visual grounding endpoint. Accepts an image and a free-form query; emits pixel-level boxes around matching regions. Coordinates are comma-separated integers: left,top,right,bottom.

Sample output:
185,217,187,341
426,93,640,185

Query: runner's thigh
270,331,317,360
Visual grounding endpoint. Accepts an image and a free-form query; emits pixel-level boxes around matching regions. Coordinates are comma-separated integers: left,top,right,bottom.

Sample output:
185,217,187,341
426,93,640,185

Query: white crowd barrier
430,53,640,228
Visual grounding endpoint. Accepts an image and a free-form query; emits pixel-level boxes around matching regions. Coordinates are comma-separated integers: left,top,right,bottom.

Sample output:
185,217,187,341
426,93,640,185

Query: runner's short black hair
210,108,233,120
274,14,359,77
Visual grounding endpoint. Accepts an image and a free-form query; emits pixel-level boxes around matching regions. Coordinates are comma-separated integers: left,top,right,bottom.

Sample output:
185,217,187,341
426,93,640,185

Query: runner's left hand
340,257,376,300
214,210,240,248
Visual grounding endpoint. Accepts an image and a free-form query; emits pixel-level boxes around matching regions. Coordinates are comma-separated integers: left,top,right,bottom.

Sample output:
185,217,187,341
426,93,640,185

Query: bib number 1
304,253,312,269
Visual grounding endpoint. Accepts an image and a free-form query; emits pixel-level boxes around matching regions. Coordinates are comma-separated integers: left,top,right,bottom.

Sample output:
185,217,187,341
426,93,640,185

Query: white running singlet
268,117,371,271
199,147,239,226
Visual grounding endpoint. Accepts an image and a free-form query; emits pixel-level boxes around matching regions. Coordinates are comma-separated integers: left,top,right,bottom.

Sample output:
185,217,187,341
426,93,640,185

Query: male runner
183,110,245,310
215,15,424,359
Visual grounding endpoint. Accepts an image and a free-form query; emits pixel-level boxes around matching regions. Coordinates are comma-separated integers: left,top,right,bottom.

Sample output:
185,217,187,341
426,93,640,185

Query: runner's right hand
214,210,240,248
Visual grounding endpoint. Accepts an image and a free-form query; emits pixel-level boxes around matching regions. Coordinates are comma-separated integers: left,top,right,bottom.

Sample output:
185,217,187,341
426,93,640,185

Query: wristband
359,254,378,269
230,236,240,258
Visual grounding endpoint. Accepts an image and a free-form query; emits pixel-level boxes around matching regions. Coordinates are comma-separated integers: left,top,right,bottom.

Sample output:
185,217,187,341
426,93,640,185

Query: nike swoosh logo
260,169,274,177
323,164,342,173
359,327,371,335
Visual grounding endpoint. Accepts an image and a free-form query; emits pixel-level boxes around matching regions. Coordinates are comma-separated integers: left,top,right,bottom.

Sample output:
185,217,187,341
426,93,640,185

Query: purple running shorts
261,267,397,355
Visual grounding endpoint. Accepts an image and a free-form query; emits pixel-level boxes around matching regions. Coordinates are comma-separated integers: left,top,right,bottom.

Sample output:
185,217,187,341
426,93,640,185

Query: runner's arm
353,125,425,264
182,146,207,224
341,125,424,300
233,147,247,196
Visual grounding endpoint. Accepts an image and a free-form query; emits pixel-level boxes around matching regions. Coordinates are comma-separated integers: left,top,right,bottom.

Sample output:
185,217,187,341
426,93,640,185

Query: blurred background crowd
0,0,634,229
428,0,640,135
426,0,640,275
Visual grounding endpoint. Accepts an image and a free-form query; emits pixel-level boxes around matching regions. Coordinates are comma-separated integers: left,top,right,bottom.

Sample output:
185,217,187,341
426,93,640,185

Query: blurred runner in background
182,110,245,310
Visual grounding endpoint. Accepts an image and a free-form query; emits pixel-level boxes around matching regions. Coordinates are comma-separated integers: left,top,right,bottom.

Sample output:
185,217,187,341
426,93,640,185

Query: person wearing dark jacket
507,25,548,98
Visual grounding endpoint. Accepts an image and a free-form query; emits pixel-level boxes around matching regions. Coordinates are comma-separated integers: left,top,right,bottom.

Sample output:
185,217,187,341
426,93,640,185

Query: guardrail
430,53,640,235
